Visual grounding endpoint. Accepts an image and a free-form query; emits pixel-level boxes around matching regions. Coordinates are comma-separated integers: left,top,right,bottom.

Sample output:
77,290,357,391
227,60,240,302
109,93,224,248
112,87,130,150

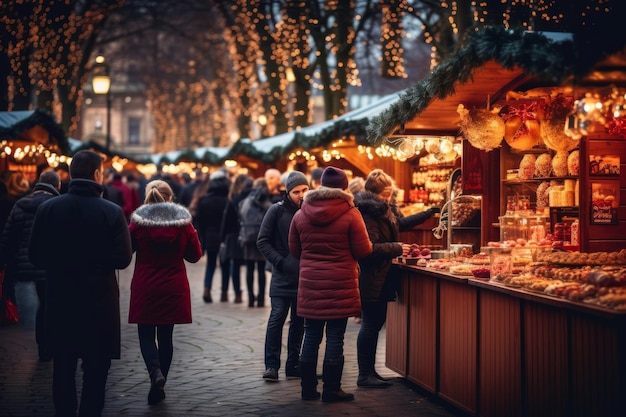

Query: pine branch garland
365,27,581,146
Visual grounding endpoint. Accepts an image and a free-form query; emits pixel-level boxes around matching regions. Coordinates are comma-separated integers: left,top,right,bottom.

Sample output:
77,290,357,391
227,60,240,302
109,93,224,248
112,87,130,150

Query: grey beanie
285,171,309,193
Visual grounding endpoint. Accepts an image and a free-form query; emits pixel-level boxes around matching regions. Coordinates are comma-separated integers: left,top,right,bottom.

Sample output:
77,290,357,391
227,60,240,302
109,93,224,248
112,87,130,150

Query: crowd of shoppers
1,158,439,412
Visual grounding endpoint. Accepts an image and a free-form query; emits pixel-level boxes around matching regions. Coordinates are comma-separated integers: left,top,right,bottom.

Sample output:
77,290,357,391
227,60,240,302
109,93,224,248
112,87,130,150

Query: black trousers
53,351,111,417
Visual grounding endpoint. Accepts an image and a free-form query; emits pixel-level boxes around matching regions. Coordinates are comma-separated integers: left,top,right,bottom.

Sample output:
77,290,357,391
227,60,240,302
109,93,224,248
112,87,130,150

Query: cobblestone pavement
0,256,464,417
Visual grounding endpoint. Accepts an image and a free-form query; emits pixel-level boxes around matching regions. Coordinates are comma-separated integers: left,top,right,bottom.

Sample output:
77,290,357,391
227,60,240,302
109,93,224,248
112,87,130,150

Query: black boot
299,361,320,400
321,357,354,402
148,368,166,405
357,372,391,388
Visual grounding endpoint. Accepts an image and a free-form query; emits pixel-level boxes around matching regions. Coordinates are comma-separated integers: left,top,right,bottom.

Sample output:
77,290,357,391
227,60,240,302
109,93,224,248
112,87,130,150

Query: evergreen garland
365,27,580,146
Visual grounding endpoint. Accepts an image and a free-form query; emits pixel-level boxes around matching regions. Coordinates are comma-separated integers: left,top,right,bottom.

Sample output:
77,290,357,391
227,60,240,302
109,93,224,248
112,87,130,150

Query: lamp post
92,55,112,151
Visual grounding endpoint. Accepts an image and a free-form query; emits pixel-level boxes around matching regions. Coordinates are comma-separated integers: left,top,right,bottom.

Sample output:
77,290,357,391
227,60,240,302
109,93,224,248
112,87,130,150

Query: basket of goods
567,150,579,175
518,154,536,179
534,154,552,177
551,151,569,176
457,103,504,151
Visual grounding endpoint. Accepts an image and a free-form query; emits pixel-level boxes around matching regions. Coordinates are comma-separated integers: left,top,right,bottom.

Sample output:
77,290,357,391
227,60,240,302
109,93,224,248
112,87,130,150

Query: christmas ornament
457,103,504,151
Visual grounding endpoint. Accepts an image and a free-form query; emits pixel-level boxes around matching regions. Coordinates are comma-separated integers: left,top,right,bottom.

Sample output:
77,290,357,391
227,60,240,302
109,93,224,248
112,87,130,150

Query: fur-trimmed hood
300,186,355,227
131,202,192,227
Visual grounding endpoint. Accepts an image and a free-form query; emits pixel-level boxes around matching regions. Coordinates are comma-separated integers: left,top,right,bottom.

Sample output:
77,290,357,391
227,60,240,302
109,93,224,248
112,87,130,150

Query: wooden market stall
0,110,69,182
364,28,626,417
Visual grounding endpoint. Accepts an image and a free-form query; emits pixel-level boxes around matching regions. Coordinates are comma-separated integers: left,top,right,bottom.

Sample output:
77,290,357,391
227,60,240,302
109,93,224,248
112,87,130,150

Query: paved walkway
0,256,464,417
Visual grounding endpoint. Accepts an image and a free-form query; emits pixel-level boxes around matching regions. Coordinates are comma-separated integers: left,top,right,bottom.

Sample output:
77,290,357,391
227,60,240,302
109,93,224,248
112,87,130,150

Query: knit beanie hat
285,171,309,193
310,167,324,182
321,166,348,190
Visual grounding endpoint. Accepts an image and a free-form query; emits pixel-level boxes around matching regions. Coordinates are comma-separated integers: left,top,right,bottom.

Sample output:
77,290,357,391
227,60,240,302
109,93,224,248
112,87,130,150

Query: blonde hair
364,169,394,195
144,180,172,204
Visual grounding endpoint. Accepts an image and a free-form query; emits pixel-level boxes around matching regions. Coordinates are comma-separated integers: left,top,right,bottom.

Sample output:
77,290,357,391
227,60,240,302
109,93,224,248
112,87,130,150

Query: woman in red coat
128,180,202,405
289,166,372,403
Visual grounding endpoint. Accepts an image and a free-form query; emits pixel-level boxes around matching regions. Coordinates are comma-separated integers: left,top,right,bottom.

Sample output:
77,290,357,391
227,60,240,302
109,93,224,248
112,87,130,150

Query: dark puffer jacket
289,187,372,320
0,183,60,283
355,190,437,302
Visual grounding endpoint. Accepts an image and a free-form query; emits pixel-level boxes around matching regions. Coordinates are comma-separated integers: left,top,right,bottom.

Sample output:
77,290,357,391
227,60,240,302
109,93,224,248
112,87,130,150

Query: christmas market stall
0,110,70,182
363,27,626,417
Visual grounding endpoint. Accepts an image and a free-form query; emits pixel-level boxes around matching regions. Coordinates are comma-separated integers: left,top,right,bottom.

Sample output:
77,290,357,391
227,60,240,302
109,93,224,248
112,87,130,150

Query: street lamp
92,55,112,151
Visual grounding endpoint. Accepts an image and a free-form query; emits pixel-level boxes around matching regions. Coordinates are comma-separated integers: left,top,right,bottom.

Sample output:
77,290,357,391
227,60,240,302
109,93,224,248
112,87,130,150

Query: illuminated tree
0,0,122,133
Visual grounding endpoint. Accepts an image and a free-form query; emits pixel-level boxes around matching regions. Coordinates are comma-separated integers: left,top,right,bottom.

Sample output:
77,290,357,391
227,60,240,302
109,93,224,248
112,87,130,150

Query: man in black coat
257,171,309,382
0,170,61,361
29,150,133,417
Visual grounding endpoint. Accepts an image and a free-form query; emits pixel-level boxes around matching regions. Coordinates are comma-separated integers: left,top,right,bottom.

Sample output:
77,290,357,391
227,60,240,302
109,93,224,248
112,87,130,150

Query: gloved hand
428,206,441,214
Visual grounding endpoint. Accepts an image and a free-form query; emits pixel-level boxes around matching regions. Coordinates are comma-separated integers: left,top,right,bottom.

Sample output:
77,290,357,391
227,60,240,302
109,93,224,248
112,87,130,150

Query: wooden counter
386,264,626,417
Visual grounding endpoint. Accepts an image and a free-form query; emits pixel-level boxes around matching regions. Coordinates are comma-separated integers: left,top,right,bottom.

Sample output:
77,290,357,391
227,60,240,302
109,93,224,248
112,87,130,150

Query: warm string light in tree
381,0,407,79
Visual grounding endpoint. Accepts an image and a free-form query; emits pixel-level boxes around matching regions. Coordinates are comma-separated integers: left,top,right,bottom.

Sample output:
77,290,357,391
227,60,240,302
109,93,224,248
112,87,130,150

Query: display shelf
502,176,578,184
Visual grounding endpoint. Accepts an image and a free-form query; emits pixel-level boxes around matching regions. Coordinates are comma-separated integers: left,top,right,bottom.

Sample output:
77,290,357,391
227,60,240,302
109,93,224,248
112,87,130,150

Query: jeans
356,300,388,373
204,250,218,289
53,351,111,417
299,318,348,364
221,258,242,294
246,260,266,305
138,324,174,378
264,296,304,371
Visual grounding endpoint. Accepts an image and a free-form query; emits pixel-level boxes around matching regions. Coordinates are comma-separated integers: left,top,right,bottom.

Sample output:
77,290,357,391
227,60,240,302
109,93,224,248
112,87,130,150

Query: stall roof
366,27,626,146
0,109,69,153
143,90,404,166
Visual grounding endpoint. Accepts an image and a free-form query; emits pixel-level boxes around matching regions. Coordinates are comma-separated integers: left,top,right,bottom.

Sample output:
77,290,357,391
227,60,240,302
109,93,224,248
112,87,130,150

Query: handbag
0,269,19,325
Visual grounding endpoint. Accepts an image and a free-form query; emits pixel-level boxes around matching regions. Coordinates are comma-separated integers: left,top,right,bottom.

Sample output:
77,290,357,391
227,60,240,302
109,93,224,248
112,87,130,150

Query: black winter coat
196,177,230,253
355,191,436,302
256,195,301,297
0,183,60,283
28,179,132,359
220,190,249,261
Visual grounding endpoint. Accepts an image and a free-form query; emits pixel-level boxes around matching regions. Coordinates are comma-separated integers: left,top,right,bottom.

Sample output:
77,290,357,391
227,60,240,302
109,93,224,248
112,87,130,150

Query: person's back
0,171,60,360
288,166,372,403
29,150,132,417
0,171,60,283
289,171,372,320
196,171,231,303
110,172,139,220
128,179,202,404
239,178,272,307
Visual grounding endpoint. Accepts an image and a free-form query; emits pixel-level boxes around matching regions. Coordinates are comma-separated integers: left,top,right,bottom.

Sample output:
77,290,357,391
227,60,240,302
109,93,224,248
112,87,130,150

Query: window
128,118,140,145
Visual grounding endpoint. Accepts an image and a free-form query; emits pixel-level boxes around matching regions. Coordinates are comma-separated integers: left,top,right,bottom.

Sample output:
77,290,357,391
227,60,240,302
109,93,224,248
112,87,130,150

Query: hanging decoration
457,103,504,151
499,102,541,150
538,93,579,151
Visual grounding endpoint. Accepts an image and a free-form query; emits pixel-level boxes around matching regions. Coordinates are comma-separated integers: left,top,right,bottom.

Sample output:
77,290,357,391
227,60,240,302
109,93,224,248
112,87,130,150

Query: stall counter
387,263,626,417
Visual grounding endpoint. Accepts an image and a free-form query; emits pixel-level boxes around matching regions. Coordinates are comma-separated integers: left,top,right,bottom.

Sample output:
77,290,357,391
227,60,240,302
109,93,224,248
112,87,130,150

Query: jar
554,222,571,244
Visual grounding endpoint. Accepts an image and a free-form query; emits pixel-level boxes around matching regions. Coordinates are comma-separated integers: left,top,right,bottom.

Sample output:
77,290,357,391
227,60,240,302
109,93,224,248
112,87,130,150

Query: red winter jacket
128,202,202,324
289,187,372,320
